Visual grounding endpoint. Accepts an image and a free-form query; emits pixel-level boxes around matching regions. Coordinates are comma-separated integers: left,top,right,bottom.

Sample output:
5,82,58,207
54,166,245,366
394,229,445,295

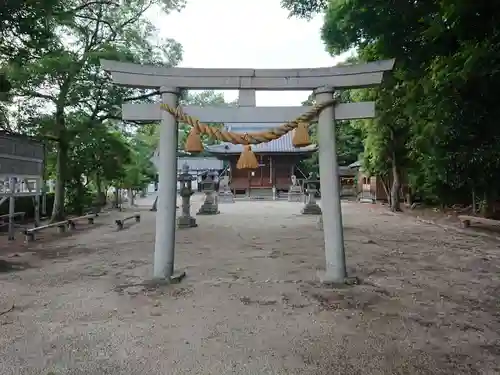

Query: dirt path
0,198,499,374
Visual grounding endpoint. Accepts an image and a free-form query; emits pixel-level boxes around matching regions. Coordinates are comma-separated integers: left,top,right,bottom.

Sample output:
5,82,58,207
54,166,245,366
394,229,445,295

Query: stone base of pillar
177,215,197,229
301,202,322,215
148,271,187,285
218,191,235,203
197,194,220,215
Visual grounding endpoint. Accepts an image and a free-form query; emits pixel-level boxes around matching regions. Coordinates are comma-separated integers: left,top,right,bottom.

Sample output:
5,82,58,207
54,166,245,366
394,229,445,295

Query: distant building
151,148,224,191
205,123,316,196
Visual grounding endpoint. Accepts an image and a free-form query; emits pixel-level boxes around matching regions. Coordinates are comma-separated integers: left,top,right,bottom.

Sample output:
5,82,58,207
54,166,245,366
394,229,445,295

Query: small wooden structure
206,123,316,196
115,213,141,230
338,166,357,197
0,132,45,239
348,160,408,202
457,215,500,229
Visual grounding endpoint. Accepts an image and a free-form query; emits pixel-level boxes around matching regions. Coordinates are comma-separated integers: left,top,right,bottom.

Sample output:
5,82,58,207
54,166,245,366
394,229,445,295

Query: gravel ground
0,195,499,375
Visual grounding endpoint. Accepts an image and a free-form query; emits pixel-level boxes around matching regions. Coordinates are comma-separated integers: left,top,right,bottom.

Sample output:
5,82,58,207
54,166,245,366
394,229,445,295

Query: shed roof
338,166,356,177
205,123,317,154
348,160,362,169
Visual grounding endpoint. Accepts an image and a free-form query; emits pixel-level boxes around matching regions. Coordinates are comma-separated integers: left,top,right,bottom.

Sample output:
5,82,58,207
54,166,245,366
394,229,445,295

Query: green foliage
284,0,500,214
178,90,235,155
299,88,364,175
1,0,184,220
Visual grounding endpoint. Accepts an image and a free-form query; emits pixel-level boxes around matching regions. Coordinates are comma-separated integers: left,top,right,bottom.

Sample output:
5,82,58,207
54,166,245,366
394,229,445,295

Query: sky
147,0,351,106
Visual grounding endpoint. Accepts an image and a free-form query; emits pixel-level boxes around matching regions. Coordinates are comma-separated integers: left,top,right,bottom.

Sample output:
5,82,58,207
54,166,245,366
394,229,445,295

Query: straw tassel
184,127,204,153
236,145,259,170
292,122,311,147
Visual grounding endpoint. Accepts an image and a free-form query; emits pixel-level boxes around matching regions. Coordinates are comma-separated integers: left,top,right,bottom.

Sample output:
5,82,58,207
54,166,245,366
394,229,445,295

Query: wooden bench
115,213,140,230
0,212,26,220
24,220,69,242
0,212,26,226
67,213,98,230
24,213,99,241
457,215,500,229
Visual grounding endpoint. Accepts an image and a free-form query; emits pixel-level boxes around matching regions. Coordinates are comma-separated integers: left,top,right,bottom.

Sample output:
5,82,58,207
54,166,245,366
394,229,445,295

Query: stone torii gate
101,59,394,283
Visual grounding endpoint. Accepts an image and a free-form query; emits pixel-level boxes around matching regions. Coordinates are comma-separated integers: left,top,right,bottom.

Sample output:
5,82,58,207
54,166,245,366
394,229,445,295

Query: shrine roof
205,123,318,154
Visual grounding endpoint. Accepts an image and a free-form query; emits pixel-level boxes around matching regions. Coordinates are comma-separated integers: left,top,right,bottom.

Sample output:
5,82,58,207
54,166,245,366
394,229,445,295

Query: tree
283,0,500,214
178,90,236,154
298,87,363,176
6,0,184,221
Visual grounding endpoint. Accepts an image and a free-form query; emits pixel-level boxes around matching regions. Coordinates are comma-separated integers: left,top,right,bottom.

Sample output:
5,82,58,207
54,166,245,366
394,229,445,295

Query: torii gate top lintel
100,58,395,90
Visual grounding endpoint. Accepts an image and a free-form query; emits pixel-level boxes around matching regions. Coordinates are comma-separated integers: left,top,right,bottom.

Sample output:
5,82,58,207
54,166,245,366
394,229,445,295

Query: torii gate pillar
154,87,180,280
315,87,346,283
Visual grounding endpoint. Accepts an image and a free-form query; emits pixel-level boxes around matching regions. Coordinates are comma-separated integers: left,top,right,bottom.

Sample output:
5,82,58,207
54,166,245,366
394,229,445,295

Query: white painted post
153,87,179,279
8,177,15,240
34,178,40,227
315,87,347,283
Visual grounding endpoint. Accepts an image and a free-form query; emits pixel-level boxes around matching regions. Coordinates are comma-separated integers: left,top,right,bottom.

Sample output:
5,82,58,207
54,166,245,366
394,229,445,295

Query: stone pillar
197,172,220,215
315,87,347,283
154,87,179,280
177,164,197,228
301,177,322,215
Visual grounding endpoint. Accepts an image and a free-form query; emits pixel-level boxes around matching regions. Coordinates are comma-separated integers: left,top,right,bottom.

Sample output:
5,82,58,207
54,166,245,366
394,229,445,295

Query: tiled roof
205,123,318,154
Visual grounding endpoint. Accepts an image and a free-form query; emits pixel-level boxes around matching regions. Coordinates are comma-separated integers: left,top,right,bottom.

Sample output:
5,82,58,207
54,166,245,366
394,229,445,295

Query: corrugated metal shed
205,123,317,154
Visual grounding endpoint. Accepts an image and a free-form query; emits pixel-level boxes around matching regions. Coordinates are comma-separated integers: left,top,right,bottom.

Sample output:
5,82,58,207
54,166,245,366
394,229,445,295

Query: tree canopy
283,0,500,215
0,0,233,219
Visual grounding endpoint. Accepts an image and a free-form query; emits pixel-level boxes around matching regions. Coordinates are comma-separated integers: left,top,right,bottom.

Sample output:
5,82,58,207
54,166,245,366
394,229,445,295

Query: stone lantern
197,171,220,215
301,172,322,215
177,163,197,228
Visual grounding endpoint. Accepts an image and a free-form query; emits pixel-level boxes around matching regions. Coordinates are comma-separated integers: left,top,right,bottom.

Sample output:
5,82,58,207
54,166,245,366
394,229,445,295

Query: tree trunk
406,186,413,206
380,177,391,204
390,153,402,212
114,188,121,210
51,131,68,222
95,174,106,207
472,188,476,214
75,178,85,215
127,188,135,206
481,191,496,218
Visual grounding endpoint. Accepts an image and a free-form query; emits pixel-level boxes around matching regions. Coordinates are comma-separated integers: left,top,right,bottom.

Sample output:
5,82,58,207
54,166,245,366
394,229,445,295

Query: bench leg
116,221,124,230
57,225,66,233
88,217,94,224
460,220,471,228
134,215,140,223
25,233,34,242
68,222,76,230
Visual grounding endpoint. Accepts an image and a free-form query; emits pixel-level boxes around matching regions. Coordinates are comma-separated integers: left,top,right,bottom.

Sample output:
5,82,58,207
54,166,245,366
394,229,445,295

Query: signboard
0,132,44,177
